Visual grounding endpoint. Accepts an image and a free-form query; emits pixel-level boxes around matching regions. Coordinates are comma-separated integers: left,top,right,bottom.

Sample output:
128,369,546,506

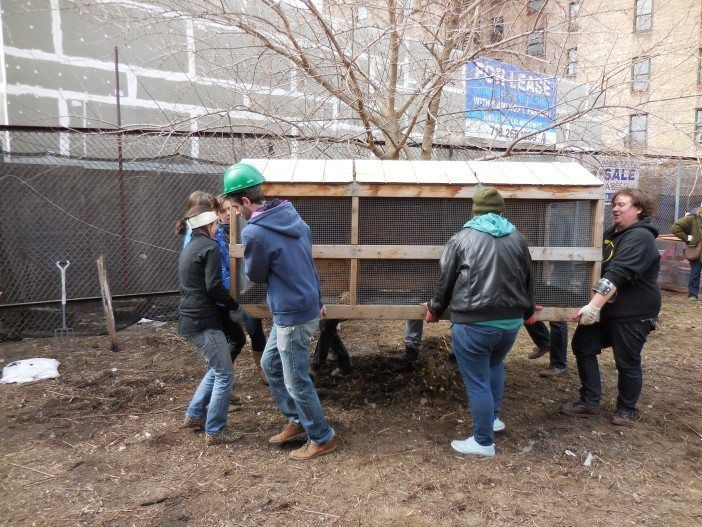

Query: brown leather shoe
268,423,307,445
182,415,205,430
539,367,567,378
528,346,549,360
289,437,337,460
611,411,636,427
561,400,601,419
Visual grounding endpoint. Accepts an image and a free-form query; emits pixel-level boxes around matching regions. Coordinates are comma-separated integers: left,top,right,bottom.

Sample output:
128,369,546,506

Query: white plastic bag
0,358,60,384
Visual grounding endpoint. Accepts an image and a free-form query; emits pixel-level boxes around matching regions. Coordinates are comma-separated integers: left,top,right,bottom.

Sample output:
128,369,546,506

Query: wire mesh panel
234,259,350,306
235,197,352,245
505,200,595,247
358,260,440,305
532,261,591,306
356,260,591,307
359,198,472,245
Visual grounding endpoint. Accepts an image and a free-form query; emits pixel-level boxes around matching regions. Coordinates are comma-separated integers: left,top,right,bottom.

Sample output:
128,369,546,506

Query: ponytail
174,216,188,235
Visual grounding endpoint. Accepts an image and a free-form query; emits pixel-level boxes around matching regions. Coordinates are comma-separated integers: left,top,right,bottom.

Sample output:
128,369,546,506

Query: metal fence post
674,161,681,221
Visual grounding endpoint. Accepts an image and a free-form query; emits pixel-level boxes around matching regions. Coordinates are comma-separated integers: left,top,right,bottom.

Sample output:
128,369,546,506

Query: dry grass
0,291,700,526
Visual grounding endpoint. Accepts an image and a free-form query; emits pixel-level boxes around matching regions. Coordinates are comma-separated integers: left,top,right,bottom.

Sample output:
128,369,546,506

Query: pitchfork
54,260,74,342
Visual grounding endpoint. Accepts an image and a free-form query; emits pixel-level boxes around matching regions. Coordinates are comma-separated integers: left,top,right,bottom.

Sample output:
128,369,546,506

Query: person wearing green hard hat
222,162,337,461
222,162,267,197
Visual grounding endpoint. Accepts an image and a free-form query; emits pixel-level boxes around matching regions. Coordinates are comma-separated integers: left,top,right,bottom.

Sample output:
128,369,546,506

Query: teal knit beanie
472,186,505,215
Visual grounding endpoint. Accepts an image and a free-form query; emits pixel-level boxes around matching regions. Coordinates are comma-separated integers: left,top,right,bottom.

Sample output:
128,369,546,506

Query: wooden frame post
230,204,238,300
96,256,119,351
590,198,605,289
349,196,359,306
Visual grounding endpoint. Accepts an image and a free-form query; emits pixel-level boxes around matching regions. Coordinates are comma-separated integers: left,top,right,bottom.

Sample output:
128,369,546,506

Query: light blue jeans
262,318,334,445
185,329,234,435
452,323,519,447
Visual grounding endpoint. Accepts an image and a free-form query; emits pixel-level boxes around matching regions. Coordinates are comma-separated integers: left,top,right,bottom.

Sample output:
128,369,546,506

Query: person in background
182,192,246,404
525,321,568,377
217,195,269,384
671,206,702,301
222,162,337,461
310,319,353,378
423,186,535,457
403,320,423,362
563,188,661,427
175,202,244,445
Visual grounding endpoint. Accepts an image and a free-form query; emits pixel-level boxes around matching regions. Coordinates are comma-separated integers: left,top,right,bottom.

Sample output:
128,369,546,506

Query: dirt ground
1,290,700,527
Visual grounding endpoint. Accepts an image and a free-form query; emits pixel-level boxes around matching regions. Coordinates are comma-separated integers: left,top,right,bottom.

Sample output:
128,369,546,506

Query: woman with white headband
176,202,245,446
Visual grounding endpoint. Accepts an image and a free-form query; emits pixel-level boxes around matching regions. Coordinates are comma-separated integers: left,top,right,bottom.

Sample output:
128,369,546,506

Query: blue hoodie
464,213,516,237
241,200,323,326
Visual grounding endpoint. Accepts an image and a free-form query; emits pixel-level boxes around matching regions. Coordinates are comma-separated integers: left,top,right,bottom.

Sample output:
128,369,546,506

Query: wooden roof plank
323,159,354,183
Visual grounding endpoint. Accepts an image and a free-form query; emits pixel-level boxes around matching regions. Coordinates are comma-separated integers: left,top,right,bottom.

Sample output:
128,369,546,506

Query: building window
628,114,648,148
569,2,580,30
490,16,504,43
635,0,652,31
695,109,702,145
355,6,368,26
528,0,545,14
402,0,413,19
632,57,650,92
567,48,578,76
527,30,544,56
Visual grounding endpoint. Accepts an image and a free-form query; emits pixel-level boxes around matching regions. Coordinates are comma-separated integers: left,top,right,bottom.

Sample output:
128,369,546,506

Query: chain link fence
1,126,701,339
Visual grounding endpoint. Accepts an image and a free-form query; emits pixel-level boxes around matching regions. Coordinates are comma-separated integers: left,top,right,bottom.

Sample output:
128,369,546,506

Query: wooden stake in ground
96,256,119,351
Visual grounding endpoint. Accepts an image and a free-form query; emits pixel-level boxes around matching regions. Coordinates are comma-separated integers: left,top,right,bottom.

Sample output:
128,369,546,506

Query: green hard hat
222,162,266,196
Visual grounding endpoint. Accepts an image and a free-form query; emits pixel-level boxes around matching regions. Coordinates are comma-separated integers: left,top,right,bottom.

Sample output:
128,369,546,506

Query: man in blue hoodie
222,162,336,460
423,186,535,457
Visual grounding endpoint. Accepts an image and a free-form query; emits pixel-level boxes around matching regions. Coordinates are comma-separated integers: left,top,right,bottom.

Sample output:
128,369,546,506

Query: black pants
243,314,267,352
571,319,655,413
218,308,246,361
524,321,568,369
310,319,352,372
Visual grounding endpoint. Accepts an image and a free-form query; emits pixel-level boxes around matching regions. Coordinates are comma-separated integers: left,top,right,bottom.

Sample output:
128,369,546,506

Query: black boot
404,345,419,362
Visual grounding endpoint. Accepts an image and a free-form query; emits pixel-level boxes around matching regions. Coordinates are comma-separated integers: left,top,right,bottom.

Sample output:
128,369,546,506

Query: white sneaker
493,417,506,433
451,436,495,457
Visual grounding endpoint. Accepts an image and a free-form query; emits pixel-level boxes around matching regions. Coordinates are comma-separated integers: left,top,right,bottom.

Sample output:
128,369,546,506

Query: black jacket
178,233,240,336
427,227,534,324
600,219,661,321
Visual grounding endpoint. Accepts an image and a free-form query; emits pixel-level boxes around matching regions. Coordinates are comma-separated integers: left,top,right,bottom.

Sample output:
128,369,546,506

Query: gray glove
229,305,247,323
577,303,601,326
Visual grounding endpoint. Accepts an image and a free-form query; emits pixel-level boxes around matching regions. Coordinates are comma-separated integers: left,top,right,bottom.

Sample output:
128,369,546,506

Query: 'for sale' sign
601,166,639,205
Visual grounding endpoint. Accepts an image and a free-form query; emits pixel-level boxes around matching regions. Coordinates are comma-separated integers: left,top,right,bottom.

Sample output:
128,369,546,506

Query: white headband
186,211,218,229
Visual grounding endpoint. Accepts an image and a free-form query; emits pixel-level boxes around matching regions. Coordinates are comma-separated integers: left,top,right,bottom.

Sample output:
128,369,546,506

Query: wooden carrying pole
96,256,119,351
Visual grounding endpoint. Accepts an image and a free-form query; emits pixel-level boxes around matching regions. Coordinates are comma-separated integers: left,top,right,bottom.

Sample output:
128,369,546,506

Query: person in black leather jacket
562,187,661,426
423,186,535,457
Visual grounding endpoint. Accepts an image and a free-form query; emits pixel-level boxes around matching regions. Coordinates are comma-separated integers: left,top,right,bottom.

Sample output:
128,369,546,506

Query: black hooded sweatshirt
600,219,661,321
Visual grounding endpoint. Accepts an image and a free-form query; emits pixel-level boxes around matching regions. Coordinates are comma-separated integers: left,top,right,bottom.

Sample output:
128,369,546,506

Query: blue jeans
185,329,234,435
689,259,702,299
262,318,334,445
452,323,519,447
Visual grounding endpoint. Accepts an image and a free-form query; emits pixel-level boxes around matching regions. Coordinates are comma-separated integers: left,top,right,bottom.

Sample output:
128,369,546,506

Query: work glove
523,305,543,325
229,305,247,323
421,302,439,323
687,235,693,242
575,303,600,326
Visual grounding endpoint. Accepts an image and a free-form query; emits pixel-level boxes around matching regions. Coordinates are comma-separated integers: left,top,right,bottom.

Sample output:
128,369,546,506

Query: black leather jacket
427,227,534,324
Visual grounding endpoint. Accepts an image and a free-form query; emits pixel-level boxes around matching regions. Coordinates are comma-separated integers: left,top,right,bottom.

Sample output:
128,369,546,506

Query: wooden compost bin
230,159,605,321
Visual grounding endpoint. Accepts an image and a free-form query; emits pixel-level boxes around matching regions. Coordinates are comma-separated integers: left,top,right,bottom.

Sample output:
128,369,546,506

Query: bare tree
67,0,702,161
